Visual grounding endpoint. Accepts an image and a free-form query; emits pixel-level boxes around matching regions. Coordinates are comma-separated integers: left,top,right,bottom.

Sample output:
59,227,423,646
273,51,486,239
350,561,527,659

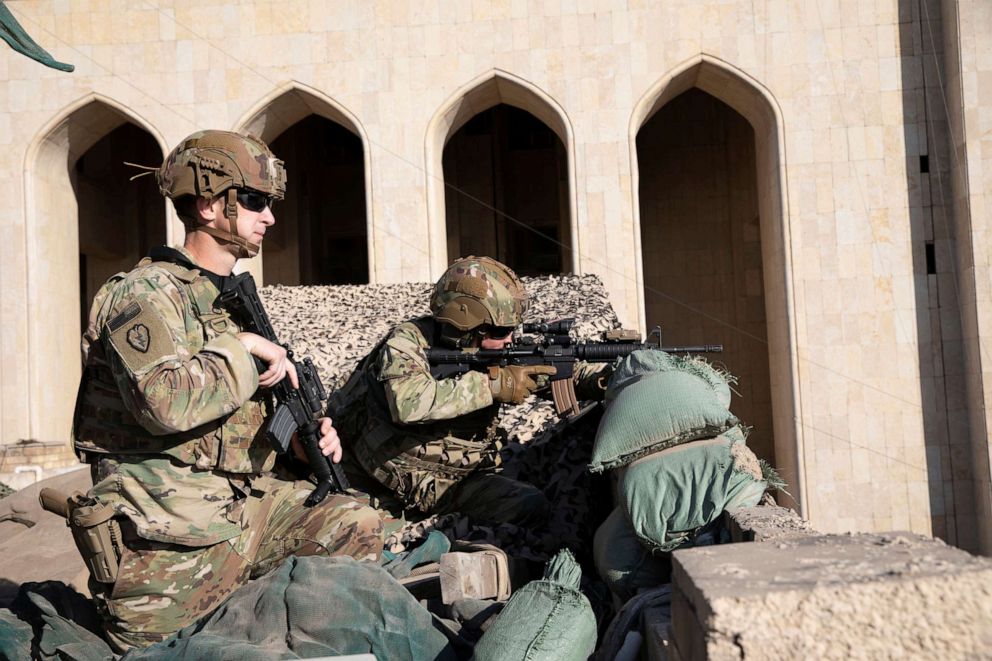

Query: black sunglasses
476,325,516,339
236,190,275,213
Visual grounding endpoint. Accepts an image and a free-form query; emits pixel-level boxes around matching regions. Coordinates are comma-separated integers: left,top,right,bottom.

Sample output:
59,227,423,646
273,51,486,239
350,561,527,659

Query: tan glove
488,365,558,404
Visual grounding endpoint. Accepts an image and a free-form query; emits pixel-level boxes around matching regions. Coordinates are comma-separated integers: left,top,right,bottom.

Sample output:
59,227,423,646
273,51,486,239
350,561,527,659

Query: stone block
670,532,992,660
723,504,816,542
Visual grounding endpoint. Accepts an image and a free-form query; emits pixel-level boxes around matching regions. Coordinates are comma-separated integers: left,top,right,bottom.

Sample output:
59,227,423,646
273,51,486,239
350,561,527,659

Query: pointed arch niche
630,56,806,514
235,83,372,285
426,71,578,278
24,95,168,444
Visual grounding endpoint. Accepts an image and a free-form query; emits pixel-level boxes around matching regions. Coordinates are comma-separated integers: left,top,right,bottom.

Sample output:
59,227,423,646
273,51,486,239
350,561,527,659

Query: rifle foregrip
300,429,350,507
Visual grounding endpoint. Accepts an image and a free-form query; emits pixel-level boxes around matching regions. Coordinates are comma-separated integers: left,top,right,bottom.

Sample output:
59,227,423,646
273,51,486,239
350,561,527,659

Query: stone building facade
0,0,990,554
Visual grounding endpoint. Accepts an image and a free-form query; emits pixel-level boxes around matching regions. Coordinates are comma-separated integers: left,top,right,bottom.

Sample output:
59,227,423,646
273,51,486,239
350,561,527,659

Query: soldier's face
234,195,276,245
479,331,513,350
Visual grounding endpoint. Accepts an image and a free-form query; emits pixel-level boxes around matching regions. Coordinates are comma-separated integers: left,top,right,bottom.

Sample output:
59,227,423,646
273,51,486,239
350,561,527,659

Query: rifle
218,273,349,506
427,319,722,417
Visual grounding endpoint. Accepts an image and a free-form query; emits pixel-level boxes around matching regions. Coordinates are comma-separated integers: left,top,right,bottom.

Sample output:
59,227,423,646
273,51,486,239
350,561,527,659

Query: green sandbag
473,549,596,661
619,429,766,552
126,556,456,661
590,368,738,473
606,349,733,408
593,508,670,603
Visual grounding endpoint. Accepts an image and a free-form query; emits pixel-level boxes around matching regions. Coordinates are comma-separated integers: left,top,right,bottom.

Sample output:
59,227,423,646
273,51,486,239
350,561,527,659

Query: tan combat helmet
430,256,528,345
155,130,287,258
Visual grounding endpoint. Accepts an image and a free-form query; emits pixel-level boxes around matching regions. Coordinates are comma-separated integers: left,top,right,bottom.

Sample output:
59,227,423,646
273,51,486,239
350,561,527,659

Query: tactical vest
329,318,504,513
73,257,273,475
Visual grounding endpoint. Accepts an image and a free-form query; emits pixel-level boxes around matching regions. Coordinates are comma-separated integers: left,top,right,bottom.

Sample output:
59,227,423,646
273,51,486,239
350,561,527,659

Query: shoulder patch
107,301,142,333
105,300,178,375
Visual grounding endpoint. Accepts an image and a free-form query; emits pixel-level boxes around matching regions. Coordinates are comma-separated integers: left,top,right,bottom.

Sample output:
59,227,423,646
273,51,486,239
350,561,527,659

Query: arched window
442,104,569,275
237,85,371,285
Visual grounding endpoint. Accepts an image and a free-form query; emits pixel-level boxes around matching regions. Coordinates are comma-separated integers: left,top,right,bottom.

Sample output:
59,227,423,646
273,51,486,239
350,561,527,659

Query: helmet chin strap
195,189,260,258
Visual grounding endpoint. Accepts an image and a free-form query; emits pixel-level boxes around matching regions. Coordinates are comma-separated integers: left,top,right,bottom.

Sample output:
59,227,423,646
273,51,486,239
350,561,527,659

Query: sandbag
473,549,596,661
619,429,766,552
0,581,110,661
126,555,456,661
593,508,670,603
590,367,738,473
605,349,733,408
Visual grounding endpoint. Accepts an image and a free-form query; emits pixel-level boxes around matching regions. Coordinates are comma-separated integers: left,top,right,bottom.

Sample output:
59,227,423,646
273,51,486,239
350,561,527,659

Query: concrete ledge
670,532,992,660
723,504,815,543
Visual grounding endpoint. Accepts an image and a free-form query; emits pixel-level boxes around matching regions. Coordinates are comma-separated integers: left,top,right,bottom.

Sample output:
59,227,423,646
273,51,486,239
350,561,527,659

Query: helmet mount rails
142,130,287,259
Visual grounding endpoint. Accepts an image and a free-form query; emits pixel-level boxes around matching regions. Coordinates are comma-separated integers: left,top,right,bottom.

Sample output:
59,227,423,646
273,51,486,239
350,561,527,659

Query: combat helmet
155,130,287,258
431,256,528,346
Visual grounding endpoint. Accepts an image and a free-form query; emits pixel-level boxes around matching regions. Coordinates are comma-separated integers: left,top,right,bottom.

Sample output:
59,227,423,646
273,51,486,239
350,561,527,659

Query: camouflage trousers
93,476,384,652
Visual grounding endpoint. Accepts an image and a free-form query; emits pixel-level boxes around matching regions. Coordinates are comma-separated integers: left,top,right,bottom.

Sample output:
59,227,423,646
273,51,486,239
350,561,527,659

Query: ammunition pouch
40,488,122,584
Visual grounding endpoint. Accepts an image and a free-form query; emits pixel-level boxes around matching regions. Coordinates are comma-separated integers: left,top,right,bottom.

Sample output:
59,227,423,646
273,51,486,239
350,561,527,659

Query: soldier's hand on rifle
489,365,558,404
237,332,300,389
290,417,342,464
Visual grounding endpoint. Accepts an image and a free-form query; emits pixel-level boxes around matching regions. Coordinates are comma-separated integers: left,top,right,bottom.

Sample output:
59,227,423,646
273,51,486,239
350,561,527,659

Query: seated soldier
330,256,608,529
71,130,383,651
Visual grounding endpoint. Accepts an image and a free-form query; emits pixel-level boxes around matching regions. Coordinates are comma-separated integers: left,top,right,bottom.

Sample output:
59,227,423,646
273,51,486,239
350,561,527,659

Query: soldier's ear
195,196,221,224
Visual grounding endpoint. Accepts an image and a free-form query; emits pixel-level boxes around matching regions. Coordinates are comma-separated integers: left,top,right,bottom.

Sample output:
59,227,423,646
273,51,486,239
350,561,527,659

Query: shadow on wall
898,0,975,551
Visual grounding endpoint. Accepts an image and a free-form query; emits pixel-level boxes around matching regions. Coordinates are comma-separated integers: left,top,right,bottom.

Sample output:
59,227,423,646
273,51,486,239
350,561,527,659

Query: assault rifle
427,319,722,417
218,273,349,506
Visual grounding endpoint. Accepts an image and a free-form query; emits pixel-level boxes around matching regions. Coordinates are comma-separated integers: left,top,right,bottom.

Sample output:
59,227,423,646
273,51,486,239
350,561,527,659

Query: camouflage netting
0,483,13,500
260,274,620,393
261,274,621,568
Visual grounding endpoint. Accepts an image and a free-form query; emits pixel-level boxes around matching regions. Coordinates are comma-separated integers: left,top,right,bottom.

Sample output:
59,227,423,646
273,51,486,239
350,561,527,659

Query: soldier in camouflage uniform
330,256,608,529
72,131,383,651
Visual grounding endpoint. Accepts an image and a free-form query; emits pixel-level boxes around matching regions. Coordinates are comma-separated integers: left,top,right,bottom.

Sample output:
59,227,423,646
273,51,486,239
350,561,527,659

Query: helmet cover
156,130,286,257
430,256,528,331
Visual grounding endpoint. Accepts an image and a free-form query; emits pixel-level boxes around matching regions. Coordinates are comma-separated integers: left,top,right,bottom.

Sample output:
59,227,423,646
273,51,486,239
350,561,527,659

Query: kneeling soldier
70,130,383,651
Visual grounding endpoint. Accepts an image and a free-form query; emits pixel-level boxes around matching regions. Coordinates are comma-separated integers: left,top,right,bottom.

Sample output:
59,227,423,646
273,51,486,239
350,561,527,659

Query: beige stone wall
941,0,992,552
0,0,987,548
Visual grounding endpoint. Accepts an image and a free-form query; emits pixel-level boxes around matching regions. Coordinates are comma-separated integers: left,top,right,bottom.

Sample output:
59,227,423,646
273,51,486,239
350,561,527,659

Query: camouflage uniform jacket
73,247,272,547
331,318,607,512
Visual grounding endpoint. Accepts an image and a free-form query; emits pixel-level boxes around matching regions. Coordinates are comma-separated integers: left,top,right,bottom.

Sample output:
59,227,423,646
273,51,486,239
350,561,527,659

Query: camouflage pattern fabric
74,247,384,650
430,256,528,328
333,319,609,518
156,130,287,202
331,320,504,513
382,402,612,563
75,247,272,545
94,475,383,652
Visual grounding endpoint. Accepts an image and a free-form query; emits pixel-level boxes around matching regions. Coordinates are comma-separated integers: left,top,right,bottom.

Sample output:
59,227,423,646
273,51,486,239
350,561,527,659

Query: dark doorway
74,123,165,330
637,88,774,463
443,104,571,275
267,115,368,285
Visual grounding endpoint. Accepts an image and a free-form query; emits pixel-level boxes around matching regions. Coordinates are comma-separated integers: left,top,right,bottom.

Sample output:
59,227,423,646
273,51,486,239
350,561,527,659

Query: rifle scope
521,319,575,335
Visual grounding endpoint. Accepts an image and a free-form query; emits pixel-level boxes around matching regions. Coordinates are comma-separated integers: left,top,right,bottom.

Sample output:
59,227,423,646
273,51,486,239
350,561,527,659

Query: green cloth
126,555,456,660
473,549,597,661
381,529,450,579
605,349,733,408
590,368,738,473
618,430,766,552
593,508,670,602
0,2,73,72
1,558,458,660
0,581,110,661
